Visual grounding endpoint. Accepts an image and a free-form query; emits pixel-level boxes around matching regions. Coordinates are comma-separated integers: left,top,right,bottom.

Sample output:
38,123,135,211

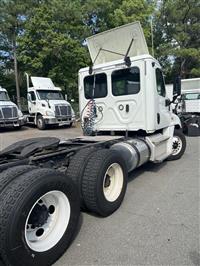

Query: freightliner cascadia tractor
0,86,25,129
0,22,186,266
25,75,75,130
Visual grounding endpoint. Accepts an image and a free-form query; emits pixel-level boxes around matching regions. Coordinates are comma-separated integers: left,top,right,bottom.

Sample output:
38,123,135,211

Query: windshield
182,93,200,100
0,91,10,101
37,90,64,100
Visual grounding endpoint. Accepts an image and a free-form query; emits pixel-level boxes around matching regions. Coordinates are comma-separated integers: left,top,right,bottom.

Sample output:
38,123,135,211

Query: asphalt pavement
0,126,199,266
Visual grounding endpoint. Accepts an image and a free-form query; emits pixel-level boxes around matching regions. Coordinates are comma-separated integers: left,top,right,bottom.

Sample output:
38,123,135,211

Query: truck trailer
0,22,186,266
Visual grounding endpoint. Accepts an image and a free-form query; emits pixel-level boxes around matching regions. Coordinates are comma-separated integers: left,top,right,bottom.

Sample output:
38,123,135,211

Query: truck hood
47,100,71,107
0,101,18,108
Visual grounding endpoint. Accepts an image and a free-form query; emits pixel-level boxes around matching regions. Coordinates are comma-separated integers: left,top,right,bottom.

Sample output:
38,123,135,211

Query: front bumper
44,116,73,125
0,117,25,128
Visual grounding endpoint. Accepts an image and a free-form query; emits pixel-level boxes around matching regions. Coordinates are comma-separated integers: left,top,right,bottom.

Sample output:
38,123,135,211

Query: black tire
81,149,128,217
0,168,80,266
64,122,73,128
0,165,36,193
36,115,46,130
167,129,186,161
15,125,22,130
66,147,98,208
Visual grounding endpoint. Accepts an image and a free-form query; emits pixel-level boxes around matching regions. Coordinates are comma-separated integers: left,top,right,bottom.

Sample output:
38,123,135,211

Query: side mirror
173,76,181,97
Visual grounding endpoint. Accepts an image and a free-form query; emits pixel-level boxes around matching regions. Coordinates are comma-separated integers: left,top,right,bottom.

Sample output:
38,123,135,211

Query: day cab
79,22,182,162
26,76,75,129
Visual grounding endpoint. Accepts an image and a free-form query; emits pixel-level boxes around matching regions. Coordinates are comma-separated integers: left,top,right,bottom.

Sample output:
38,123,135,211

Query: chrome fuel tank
111,139,150,172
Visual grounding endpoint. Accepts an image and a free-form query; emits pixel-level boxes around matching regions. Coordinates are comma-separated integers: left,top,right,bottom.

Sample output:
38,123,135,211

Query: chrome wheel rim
172,136,182,156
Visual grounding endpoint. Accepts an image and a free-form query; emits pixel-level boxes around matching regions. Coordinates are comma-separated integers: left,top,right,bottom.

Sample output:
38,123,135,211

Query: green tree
154,0,200,81
84,0,155,44
0,0,40,105
18,0,89,101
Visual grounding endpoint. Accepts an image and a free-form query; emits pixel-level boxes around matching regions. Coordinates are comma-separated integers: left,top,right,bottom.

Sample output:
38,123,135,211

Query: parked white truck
166,78,200,135
0,22,186,266
25,75,75,129
0,86,25,129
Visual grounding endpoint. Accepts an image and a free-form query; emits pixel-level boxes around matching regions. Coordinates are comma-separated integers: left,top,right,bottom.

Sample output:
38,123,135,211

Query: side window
156,68,166,97
84,73,107,99
29,91,36,101
112,67,140,96
183,93,200,100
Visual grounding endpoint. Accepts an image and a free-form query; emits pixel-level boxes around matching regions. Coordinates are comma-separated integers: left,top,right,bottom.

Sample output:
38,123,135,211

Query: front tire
167,129,186,160
36,115,46,130
0,168,80,266
81,149,128,217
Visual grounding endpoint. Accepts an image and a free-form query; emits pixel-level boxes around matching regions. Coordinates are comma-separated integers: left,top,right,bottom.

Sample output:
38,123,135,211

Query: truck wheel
0,165,35,193
66,148,98,208
167,129,186,161
16,125,22,130
0,168,80,266
81,149,128,217
36,115,46,130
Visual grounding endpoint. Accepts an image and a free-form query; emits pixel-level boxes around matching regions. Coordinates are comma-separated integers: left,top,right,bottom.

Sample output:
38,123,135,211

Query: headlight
18,110,23,117
46,110,55,116
71,108,75,117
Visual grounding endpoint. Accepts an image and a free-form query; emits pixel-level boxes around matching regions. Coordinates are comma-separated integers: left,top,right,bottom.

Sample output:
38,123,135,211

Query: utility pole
13,38,21,109
151,18,154,57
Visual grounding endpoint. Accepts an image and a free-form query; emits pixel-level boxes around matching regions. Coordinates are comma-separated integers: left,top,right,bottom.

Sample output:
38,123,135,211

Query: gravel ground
0,126,199,266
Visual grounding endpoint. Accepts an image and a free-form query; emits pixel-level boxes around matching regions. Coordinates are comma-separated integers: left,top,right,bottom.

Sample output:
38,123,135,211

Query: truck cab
181,89,200,114
79,22,182,162
79,55,178,134
26,76,75,129
0,86,24,129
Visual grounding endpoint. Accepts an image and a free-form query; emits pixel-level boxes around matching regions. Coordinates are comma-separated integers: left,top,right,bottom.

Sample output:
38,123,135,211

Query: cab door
155,68,171,129
27,91,37,114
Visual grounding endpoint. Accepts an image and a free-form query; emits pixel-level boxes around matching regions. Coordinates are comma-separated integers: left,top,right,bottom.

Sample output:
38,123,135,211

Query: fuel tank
111,139,150,172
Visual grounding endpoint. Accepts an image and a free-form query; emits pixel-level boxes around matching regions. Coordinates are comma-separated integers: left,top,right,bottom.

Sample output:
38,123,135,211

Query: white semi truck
25,75,75,129
166,78,200,135
0,22,186,266
0,86,25,129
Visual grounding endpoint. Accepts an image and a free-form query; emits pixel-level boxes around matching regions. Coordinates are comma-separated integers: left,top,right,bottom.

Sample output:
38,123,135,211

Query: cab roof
79,54,158,75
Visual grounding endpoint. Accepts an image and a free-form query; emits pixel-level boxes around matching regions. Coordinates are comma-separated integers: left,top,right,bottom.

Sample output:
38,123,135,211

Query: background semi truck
0,22,186,266
0,86,25,129
166,78,200,136
25,75,75,129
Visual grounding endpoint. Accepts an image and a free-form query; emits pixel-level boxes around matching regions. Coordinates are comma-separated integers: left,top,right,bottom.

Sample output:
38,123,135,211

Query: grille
0,107,18,119
55,105,72,117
